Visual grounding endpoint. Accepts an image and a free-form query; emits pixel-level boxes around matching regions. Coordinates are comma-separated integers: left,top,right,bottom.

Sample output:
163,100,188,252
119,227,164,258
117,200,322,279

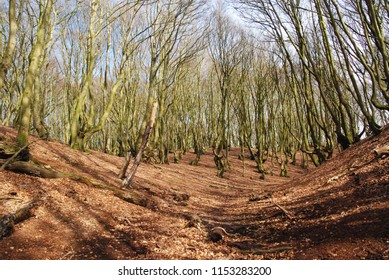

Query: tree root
90,181,149,207
1,159,149,208
4,160,67,178
0,137,152,209
270,196,296,219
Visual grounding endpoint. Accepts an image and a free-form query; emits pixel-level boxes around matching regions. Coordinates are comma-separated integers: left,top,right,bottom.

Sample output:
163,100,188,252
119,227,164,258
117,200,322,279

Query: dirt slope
0,125,388,259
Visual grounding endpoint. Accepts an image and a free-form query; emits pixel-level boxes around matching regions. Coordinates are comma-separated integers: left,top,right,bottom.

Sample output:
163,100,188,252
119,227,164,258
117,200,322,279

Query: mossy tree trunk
16,0,53,148
0,0,17,91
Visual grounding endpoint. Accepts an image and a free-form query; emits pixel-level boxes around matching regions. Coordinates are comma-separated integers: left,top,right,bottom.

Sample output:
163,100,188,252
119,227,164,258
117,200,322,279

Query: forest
1,0,388,172
0,0,388,260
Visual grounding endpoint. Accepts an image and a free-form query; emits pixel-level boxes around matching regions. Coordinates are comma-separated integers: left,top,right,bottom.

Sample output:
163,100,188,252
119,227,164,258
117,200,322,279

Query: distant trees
235,0,388,164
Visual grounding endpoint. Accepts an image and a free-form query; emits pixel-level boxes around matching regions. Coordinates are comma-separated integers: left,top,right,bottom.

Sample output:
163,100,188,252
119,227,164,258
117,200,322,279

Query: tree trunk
118,152,131,179
16,0,53,147
0,0,17,90
69,0,97,150
122,101,158,188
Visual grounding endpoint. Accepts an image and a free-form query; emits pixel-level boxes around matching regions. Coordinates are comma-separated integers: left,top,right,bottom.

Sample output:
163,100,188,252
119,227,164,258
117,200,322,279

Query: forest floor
0,125,388,260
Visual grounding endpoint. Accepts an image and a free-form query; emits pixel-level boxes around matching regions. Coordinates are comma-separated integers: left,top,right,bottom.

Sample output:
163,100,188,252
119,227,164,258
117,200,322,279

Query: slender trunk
118,152,131,179
69,0,97,150
122,101,158,188
0,0,17,90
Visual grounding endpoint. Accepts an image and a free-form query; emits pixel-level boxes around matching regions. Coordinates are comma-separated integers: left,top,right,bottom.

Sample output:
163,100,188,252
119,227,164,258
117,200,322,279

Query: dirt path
0,125,388,259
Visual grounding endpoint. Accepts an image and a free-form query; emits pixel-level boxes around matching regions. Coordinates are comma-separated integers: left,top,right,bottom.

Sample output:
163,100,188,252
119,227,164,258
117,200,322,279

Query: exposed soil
0,125,388,259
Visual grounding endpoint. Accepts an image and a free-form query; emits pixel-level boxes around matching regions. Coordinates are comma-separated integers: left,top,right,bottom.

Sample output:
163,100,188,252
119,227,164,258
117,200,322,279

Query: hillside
0,125,388,260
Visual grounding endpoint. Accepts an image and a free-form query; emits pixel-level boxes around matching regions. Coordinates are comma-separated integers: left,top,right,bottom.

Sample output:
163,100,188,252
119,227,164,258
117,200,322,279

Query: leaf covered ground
0,125,388,259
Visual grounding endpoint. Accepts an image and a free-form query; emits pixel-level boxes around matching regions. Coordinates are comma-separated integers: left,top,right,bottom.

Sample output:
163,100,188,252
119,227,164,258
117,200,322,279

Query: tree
233,0,388,155
208,5,243,177
68,0,147,150
137,0,206,163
